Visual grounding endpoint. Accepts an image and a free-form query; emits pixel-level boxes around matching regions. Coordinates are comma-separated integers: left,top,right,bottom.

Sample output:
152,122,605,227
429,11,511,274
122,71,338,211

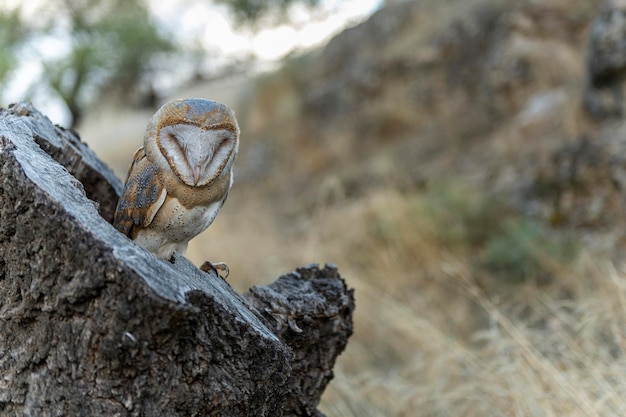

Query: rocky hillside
241,0,626,237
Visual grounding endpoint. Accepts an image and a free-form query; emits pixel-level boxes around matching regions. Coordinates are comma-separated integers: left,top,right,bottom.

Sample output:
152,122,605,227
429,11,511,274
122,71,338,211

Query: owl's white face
158,124,237,187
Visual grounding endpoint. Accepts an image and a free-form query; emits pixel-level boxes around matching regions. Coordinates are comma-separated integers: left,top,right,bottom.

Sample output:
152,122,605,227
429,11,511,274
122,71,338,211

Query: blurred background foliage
215,0,321,24
37,0,175,126
6,0,626,415
0,8,29,90
0,0,322,126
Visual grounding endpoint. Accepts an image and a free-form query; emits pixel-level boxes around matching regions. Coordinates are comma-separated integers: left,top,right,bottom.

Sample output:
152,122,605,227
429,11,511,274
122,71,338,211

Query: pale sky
3,0,382,125
150,0,382,61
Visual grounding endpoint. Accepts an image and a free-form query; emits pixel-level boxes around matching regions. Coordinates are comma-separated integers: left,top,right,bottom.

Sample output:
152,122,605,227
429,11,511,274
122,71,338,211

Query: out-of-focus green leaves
216,0,321,24
37,0,174,126
0,8,30,92
1,0,323,127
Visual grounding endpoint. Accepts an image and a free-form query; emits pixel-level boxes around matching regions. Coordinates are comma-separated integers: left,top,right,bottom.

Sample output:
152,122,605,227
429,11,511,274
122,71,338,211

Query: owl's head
144,98,240,187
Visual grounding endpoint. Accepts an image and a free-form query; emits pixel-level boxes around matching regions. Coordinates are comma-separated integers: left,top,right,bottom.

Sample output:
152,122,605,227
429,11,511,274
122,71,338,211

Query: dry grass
320,255,626,416
184,180,624,416
310,190,626,416
309,184,622,416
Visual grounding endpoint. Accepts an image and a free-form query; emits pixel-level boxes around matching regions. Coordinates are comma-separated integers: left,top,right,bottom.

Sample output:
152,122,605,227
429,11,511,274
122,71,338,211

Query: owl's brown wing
113,147,167,238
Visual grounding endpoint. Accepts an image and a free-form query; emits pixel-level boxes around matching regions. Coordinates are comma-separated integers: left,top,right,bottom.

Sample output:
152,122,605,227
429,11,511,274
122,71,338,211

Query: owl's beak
193,165,201,184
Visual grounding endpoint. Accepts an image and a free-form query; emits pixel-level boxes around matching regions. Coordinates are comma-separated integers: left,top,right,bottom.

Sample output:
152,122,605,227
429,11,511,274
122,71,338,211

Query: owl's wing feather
113,147,166,238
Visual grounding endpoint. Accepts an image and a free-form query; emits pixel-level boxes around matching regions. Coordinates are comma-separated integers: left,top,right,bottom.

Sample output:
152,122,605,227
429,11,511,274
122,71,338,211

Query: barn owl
113,98,239,274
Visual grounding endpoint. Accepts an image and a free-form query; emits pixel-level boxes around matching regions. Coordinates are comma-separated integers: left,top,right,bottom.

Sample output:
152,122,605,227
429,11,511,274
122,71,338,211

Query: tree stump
0,102,354,417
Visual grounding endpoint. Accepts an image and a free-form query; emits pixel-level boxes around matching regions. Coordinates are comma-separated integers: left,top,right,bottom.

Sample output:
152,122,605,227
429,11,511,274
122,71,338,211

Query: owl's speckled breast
133,196,225,259
157,197,224,241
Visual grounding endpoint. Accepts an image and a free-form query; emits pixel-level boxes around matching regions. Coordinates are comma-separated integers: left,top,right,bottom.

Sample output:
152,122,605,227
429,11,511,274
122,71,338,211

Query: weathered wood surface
0,102,354,417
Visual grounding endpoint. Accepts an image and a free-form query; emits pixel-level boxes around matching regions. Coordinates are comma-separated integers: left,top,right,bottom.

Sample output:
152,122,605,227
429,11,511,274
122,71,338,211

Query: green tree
1,0,324,128
215,0,321,24
37,0,174,127
0,8,30,93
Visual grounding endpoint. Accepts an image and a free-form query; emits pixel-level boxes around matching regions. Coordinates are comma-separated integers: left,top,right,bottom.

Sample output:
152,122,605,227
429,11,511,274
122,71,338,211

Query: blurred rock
584,0,626,119
294,0,584,155
516,89,568,128
529,136,620,228
303,1,422,134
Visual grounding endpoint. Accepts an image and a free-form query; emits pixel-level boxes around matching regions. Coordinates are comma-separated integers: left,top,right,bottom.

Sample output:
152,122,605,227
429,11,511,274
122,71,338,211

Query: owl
113,98,239,270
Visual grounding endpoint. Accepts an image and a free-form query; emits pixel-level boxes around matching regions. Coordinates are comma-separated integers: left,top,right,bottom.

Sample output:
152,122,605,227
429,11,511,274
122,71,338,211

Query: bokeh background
4,0,626,415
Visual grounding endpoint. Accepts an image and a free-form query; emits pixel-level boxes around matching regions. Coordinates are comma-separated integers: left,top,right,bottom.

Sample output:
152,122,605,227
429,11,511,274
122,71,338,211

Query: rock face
585,0,626,119
0,102,354,417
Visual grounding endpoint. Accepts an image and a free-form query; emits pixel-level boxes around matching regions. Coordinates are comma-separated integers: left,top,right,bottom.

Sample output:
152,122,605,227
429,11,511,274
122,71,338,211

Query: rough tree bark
0,102,354,417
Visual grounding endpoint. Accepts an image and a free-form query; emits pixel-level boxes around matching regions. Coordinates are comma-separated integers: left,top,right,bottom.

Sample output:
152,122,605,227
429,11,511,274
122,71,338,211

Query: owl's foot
200,261,230,280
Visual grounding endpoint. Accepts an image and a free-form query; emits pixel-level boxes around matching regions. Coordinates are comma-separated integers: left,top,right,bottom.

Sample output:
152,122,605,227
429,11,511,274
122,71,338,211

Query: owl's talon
199,261,213,273
200,261,229,280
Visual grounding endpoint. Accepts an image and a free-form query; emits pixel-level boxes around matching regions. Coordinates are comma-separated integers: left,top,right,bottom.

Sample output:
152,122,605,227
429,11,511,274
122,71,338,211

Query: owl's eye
165,131,188,154
165,131,177,144
215,132,233,154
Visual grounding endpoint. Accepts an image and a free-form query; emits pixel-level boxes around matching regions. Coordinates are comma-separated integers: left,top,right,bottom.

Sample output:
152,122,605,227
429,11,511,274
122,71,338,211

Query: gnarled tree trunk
0,102,354,417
